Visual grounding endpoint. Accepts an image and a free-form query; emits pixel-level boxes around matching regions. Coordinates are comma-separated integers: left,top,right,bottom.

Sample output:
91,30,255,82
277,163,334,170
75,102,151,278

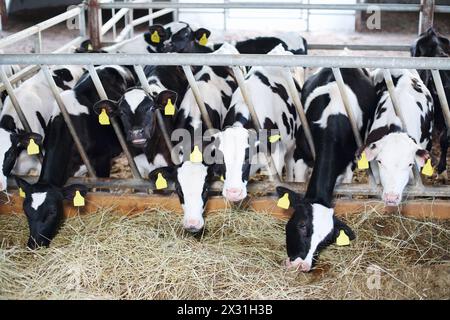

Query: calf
411,28,450,178
16,65,136,248
0,65,85,191
282,67,377,272
356,69,433,206
214,44,303,202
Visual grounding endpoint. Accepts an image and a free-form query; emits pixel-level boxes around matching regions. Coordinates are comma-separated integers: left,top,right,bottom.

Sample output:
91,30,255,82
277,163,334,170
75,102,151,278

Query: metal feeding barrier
0,1,450,201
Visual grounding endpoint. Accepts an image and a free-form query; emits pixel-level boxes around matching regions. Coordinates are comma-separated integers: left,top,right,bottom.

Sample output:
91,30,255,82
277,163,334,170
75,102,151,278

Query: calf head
116,89,177,148
213,126,259,202
358,131,429,206
15,177,88,249
276,187,355,272
0,129,42,191
145,22,211,53
74,40,107,53
411,27,450,58
149,162,220,233
52,65,85,91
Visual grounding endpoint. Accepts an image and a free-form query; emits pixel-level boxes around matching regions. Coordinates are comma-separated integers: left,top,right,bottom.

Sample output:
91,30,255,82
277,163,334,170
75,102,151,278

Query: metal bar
419,0,435,35
112,9,117,40
79,6,87,37
431,70,450,129
100,2,427,11
101,8,129,36
232,66,281,182
2,54,450,70
42,65,97,178
134,64,178,164
88,0,101,50
86,65,142,179
0,5,83,49
382,69,424,188
33,31,42,54
308,44,411,52
131,8,174,26
129,8,134,38
182,65,214,130
281,68,316,160
124,1,131,40
0,69,33,133
116,25,133,42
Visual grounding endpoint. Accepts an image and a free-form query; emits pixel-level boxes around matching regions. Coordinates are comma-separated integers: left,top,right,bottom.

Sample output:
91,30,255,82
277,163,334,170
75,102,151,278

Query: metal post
112,8,117,40
232,66,281,182
86,65,142,179
431,70,450,128
172,0,179,21
129,8,134,38
134,65,178,164
282,69,316,160
382,69,423,188
79,5,87,37
181,65,214,130
88,0,101,50
419,0,435,35
33,31,42,53
0,69,33,133
42,65,97,178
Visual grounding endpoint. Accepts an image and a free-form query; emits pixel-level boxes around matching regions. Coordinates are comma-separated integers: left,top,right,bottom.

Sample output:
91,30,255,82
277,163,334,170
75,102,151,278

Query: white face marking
305,204,334,267
0,128,13,191
177,161,208,230
124,89,147,114
31,192,47,211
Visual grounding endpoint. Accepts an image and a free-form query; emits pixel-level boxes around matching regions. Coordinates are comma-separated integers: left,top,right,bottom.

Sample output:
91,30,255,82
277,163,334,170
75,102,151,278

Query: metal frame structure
1,1,450,202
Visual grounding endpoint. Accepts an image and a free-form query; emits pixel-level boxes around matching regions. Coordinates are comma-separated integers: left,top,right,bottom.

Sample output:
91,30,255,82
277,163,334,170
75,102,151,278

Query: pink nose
285,257,311,272
183,219,203,233
225,188,244,201
384,192,400,205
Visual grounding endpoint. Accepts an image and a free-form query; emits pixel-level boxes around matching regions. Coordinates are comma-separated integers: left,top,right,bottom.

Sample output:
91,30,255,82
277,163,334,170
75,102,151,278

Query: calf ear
155,90,178,110
415,149,430,167
357,142,379,162
332,216,356,242
93,99,119,117
62,184,88,201
12,132,43,149
148,166,177,187
207,163,225,182
146,25,167,44
194,28,211,44
275,186,302,207
15,177,32,194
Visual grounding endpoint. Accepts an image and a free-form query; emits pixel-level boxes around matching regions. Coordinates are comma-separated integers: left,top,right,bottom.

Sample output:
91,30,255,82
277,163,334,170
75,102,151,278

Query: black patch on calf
0,115,17,132
198,73,211,82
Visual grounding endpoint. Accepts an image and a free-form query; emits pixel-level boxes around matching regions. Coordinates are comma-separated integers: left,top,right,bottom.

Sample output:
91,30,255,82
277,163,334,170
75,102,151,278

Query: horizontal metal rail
99,2,450,13
308,44,411,52
2,54,450,70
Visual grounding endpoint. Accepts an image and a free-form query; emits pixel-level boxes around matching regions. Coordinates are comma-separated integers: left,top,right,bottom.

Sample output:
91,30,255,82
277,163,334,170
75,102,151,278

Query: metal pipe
2,54,450,70
131,8,174,26
42,65,97,178
86,65,142,179
101,8,129,36
431,70,450,129
33,31,42,54
232,66,281,183
182,65,214,130
116,25,133,42
79,5,87,37
308,44,411,52
134,64,177,164
0,69,33,133
419,0,435,35
88,0,101,50
281,68,316,160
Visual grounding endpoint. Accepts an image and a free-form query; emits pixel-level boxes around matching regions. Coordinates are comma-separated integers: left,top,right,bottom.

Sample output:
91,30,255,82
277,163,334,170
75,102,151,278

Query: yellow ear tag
87,44,93,51
19,187,26,198
220,175,224,182
155,173,168,190
164,98,175,116
421,159,433,177
336,230,350,246
99,108,110,125
277,193,290,209
357,152,369,170
73,191,85,207
27,139,39,155
151,31,160,43
190,145,203,163
199,33,208,46
269,134,281,143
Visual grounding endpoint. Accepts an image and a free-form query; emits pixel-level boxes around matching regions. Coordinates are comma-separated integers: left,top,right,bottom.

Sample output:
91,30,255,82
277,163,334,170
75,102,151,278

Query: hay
0,206,449,300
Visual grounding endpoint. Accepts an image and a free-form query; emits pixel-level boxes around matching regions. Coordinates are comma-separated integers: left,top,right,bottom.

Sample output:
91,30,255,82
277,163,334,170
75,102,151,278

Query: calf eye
409,163,414,167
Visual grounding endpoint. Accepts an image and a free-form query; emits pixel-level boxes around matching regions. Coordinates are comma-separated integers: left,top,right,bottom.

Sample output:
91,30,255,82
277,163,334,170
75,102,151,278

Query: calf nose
225,188,244,202
384,192,400,206
183,219,204,233
285,257,311,272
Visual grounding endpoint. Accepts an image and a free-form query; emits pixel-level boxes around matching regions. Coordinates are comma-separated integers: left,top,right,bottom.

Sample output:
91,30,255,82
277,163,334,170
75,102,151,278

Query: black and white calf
356,69,433,206
16,65,136,248
283,68,377,272
0,65,85,191
411,28,450,178
214,44,303,202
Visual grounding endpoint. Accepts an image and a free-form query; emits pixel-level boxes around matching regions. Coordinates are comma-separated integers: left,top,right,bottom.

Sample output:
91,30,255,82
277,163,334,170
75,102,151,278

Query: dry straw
1,204,449,300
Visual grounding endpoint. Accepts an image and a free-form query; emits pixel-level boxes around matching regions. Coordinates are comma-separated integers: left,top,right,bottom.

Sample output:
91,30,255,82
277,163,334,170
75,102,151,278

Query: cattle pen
0,1,450,300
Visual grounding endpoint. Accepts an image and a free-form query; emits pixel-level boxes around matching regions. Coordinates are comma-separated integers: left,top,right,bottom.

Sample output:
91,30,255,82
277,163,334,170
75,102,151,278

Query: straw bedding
0,205,449,300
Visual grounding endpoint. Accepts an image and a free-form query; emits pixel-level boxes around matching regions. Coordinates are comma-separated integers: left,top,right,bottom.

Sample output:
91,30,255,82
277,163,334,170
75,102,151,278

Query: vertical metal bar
134,65,178,164
331,67,377,187
182,65,214,130
86,65,142,179
79,5,87,37
383,69,423,188
0,69,32,133
172,0,179,21
419,0,435,35
42,65,97,178
431,70,450,129
129,8,134,38
33,31,42,53
232,66,281,183
282,68,316,160
124,0,131,40
112,8,117,40
88,0,101,50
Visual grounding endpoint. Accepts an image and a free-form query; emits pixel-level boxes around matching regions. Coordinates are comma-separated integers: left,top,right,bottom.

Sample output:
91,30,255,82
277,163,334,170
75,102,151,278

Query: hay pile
0,206,449,299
